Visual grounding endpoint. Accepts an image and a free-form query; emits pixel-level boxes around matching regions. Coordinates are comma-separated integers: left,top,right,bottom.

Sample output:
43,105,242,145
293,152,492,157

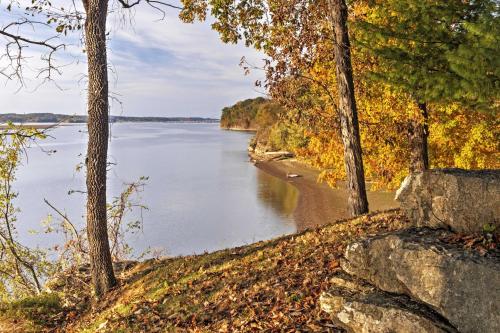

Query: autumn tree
78,0,117,297
7,0,181,297
1,0,117,296
82,0,182,297
0,126,52,300
327,0,368,215
224,1,498,190
355,0,499,172
27,0,119,296
0,4,71,299
181,0,369,216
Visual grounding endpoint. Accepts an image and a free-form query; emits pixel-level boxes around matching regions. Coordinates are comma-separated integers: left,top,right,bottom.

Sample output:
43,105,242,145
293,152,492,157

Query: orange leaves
327,260,340,271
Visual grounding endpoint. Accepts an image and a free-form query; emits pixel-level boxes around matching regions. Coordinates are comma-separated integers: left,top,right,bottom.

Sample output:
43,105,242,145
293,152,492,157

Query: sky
0,1,267,118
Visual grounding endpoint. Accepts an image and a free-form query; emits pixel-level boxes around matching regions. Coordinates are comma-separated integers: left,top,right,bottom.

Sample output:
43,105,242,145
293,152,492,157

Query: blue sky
0,1,266,118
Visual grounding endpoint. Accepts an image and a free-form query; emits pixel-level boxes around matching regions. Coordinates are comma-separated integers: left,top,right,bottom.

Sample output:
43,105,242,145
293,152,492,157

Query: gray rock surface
395,169,500,234
341,228,500,333
320,283,457,333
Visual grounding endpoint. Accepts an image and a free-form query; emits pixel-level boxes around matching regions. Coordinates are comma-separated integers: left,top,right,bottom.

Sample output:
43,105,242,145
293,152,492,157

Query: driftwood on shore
251,150,295,162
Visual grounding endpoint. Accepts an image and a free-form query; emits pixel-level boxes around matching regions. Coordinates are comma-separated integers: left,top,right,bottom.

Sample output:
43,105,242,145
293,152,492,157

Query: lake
15,123,299,256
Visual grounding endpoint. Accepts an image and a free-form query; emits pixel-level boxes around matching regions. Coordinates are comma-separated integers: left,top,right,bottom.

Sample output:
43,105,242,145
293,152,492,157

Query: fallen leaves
70,211,407,332
439,232,499,257
6,211,408,333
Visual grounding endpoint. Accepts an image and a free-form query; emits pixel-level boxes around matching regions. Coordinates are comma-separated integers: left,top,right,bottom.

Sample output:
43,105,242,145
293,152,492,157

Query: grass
1,210,408,333
0,293,62,333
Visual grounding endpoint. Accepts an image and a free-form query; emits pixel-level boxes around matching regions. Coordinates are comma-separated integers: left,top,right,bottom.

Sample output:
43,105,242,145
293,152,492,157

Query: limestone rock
395,169,500,234
341,228,500,333
320,286,457,333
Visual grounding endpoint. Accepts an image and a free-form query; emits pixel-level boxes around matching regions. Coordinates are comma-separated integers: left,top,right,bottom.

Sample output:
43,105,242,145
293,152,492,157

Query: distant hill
220,97,282,130
0,113,219,124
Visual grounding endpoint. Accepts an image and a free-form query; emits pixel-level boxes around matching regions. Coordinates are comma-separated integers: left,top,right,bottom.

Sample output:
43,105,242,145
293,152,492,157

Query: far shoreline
0,121,221,130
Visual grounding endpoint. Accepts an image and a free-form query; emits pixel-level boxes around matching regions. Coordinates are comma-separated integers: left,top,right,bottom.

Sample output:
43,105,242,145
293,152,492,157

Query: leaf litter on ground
3,210,410,333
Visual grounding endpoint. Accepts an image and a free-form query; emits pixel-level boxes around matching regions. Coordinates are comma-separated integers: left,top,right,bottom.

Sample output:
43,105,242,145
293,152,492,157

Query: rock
329,276,374,294
263,151,294,160
320,285,457,333
341,228,500,333
395,169,500,234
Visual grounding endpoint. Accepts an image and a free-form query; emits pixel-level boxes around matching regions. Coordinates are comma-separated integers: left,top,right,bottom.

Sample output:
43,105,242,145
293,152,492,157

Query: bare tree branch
0,18,65,86
43,199,87,255
116,0,182,20
117,0,182,10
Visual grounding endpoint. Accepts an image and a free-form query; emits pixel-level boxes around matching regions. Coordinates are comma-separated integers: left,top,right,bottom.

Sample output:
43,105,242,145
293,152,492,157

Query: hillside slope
0,211,407,333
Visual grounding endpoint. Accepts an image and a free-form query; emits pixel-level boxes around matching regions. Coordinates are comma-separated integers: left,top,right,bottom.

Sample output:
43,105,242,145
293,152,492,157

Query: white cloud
1,1,267,118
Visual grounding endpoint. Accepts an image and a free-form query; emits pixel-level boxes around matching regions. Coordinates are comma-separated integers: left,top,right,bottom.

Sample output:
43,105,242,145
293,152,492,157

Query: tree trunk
328,0,369,216
83,0,116,297
408,102,429,173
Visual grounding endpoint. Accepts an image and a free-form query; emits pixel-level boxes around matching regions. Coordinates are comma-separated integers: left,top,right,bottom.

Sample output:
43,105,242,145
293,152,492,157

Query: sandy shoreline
254,158,399,231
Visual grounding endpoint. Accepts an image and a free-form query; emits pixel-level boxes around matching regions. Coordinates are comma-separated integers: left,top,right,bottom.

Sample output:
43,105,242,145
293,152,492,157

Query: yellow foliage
270,30,498,190
258,1,498,190
430,104,499,169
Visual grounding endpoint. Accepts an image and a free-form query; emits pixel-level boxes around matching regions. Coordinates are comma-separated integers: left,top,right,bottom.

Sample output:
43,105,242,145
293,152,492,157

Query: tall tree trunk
83,0,116,297
408,102,429,173
328,0,369,216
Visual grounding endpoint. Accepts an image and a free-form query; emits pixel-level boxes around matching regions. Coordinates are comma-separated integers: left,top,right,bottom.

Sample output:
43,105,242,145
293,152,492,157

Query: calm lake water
15,123,299,256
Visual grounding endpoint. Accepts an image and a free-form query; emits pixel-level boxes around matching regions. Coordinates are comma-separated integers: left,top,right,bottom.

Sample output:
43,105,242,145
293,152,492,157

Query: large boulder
320,283,457,333
341,228,500,333
395,169,500,234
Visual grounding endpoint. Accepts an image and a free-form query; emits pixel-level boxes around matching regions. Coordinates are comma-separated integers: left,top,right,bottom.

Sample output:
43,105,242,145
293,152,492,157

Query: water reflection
256,171,299,219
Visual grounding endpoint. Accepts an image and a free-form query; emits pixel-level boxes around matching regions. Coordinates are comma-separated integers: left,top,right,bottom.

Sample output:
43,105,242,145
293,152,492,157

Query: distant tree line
0,113,219,124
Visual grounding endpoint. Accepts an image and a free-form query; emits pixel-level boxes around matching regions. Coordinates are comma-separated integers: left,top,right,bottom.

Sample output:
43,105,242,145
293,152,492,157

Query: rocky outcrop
320,169,500,332
395,169,500,234
340,228,500,333
320,280,457,333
